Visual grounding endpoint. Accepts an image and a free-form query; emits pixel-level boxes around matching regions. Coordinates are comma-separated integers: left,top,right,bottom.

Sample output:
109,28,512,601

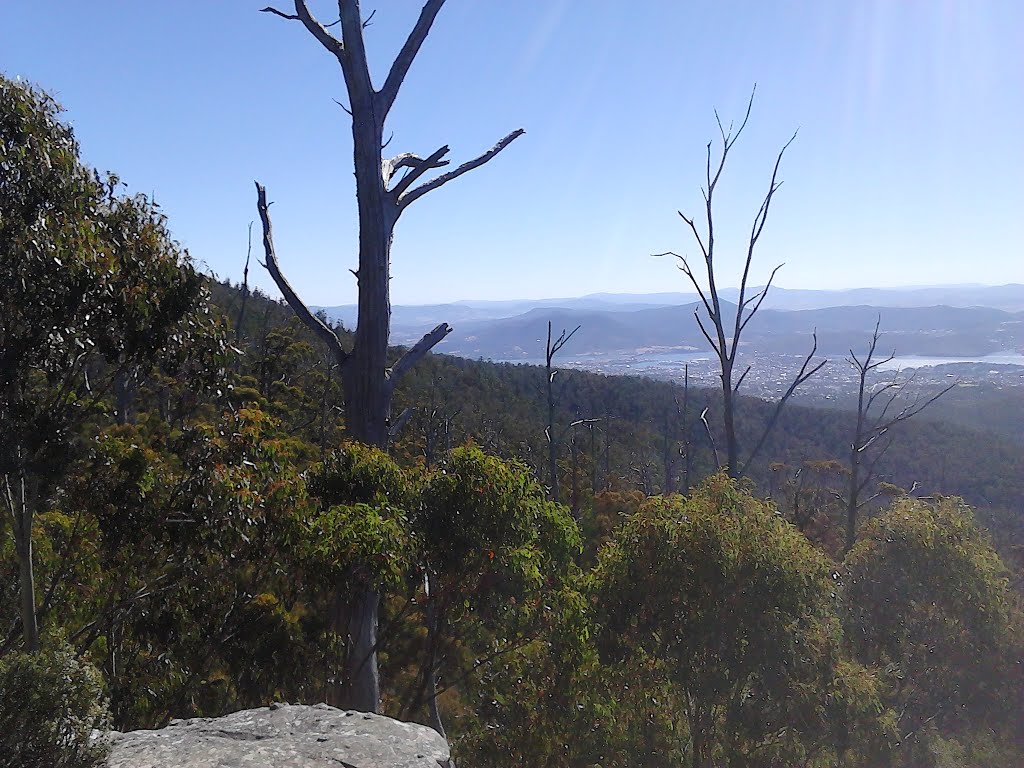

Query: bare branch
377,0,447,118
260,6,300,21
668,252,715,322
335,0,376,111
399,129,525,209
389,407,414,438
390,145,451,198
277,1,344,57
700,407,721,470
877,379,958,432
387,323,452,390
383,151,449,188
677,210,710,262
739,332,826,477
254,182,349,367
734,131,796,343
549,324,581,359
733,364,752,394
693,310,719,354
738,263,784,336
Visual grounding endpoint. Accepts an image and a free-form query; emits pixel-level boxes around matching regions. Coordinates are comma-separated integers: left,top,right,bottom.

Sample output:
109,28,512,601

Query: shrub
0,644,111,768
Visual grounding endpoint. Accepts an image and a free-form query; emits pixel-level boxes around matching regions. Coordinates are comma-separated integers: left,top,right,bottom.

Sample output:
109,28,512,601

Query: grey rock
105,703,449,768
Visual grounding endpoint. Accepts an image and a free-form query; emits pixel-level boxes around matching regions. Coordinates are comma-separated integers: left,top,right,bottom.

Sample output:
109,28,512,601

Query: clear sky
3,2,1022,305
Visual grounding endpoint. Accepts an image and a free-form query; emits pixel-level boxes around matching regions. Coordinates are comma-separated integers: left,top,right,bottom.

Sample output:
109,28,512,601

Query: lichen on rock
105,703,450,768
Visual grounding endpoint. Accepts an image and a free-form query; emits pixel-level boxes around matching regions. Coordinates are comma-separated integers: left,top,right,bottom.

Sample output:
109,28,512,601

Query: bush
0,644,111,768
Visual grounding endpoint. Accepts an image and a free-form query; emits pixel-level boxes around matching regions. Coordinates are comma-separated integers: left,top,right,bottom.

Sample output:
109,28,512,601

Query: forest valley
3,36,1024,768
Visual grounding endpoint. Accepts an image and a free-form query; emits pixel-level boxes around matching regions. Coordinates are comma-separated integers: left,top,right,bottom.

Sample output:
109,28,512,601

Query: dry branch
388,323,452,390
399,129,525,209
254,182,349,366
377,0,447,117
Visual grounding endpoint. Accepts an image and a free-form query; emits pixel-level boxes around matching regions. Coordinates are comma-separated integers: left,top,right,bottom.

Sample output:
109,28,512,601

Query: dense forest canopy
2,9,1024,766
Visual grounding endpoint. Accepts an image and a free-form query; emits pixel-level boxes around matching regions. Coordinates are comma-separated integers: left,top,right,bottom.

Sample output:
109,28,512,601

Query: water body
876,353,1024,370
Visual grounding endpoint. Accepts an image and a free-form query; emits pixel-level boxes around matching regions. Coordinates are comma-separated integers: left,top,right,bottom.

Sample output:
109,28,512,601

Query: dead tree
544,321,580,502
657,88,825,478
843,318,957,553
256,0,523,714
235,222,253,340
680,365,692,491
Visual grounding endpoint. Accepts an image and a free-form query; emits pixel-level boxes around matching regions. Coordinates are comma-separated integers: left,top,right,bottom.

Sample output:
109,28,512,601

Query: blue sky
3,1,1022,305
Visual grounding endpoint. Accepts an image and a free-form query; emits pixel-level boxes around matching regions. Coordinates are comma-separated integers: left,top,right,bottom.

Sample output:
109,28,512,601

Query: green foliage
419,445,581,595
305,443,413,591
0,642,110,768
590,474,841,766
2,77,1023,765
844,496,1024,763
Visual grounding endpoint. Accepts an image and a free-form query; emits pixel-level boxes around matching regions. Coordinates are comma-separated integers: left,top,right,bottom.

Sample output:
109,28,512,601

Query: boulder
105,703,450,768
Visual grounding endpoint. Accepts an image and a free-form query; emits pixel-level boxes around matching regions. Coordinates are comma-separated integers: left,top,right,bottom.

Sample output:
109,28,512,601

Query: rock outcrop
105,703,449,768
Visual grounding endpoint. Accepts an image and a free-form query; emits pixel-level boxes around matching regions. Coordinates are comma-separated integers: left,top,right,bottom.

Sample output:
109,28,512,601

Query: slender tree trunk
845,372,868,554
721,359,739,477
603,413,611,491
546,375,559,502
570,430,580,519
258,0,521,717
9,462,39,652
682,365,691,491
589,423,598,495
114,368,132,425
424,573,446,739
344,587,381,713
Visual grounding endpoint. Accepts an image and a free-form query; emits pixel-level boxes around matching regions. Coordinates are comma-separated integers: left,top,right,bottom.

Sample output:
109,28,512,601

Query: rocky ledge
105,703,450,768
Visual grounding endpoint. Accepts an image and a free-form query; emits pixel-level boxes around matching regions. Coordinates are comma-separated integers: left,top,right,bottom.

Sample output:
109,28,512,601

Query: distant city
316,283,1024,404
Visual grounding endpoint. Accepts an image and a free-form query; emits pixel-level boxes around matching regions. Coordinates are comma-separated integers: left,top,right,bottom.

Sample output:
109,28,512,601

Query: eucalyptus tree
591,474,840,767
256,0,523,712
658,90,825,478
844,496,1023,763
1,76,208,653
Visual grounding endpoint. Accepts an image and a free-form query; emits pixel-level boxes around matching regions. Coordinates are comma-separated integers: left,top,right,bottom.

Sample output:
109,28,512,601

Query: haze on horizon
2,2,1021,305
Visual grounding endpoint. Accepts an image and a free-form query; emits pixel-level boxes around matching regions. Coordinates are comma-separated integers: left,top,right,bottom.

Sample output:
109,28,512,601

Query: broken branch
388,323,452,390
254,182,349,367
399,129,525,209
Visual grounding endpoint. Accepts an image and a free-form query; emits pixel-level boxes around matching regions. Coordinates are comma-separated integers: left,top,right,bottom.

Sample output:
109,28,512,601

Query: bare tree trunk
258,0,522,713
114,368,133,425
720,360,738,476
423,573,446,739
235,222,253,340
660,91,823,479
546,366,559,502
604,413,612,491
570,429,580,519
544,321,579,502
843,318,957,554
845,383,867,554
682,366,692,491
7,459,38,652
345,588,380,714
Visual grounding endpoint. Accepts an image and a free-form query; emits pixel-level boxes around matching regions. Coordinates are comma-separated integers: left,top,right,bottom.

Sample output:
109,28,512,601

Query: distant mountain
313,284,1024,346
441,302,1024,360
729,284,1024,312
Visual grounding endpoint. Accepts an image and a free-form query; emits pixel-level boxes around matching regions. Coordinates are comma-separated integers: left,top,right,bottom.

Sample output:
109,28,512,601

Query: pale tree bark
843,318,957,553
5,456,39,653
544,321,580,502
657,87,825,478
256,0,522,714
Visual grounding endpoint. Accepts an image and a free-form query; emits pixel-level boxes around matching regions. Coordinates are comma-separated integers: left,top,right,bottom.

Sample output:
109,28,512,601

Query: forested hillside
217,281,1024,577
4,36,1024,768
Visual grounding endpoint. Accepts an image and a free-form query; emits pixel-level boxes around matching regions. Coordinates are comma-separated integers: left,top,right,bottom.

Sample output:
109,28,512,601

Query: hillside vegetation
3,74,1023,768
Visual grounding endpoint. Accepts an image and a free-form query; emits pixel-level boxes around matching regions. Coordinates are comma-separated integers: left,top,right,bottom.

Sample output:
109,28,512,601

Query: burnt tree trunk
257,0,522,714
